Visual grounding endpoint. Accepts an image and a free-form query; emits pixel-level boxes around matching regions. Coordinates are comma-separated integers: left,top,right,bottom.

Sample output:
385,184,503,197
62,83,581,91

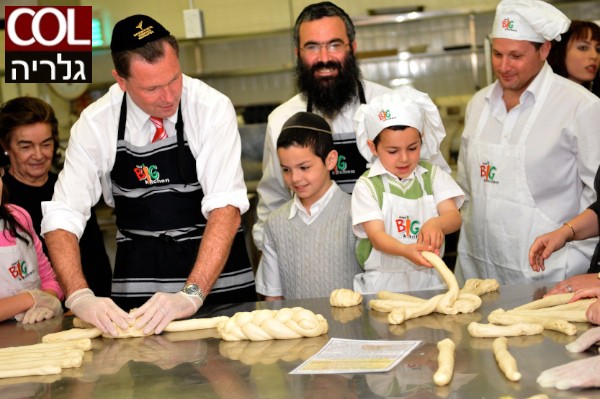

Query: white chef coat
456,63,600,284
252,80,395,250
41,75,249,239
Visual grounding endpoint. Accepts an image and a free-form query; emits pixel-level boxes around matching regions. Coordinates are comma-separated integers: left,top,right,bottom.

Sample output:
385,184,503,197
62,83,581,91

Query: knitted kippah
281,112,332,135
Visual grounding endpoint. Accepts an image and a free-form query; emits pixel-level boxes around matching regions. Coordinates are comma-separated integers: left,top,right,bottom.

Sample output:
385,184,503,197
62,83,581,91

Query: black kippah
110,14,170,53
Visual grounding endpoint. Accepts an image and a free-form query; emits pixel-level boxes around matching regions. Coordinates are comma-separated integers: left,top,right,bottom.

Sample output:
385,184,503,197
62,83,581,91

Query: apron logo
332,154,355,176
8,259,33,280
396,216,420,239
133,163,171,185
480,162,499,184
501,18,516,32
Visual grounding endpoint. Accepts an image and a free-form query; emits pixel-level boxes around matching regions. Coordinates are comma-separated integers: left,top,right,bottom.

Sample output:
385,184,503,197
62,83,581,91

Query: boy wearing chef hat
456,0,600,287
351,88,464,294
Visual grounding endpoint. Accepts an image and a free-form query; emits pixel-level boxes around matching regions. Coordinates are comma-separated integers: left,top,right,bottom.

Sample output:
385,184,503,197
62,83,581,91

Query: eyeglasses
300,40,349,54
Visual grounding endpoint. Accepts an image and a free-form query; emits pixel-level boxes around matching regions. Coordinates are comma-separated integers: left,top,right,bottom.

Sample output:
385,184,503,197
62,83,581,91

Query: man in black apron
42,15,256,336
252,2,449,251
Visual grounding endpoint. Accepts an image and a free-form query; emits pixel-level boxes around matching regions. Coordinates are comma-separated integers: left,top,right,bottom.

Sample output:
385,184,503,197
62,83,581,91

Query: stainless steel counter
2,283,600,398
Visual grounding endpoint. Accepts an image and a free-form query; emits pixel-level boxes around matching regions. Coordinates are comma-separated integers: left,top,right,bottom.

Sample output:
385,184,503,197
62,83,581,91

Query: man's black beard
295,52,362,119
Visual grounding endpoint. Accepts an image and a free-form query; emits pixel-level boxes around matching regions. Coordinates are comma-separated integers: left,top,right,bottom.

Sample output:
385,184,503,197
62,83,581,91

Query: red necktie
150,116,167,143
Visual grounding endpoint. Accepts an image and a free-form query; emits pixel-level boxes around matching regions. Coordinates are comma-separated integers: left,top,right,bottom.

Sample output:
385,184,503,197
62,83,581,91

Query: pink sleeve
10,205,64,300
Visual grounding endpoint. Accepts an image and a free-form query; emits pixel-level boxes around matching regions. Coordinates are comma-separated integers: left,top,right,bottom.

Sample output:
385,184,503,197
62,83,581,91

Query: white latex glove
15,289,63,324
129,291,202,335
537,355,600,390
565,326,600,353
65,288,132,337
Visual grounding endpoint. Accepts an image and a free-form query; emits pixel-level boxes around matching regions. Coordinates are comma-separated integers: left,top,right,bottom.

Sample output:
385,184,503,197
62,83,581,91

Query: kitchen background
1,0,599,268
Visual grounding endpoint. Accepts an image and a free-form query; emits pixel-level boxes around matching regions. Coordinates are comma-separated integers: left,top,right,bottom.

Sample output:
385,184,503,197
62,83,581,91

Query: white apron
354,173,446,294
0,226,40,299
457,71,583,284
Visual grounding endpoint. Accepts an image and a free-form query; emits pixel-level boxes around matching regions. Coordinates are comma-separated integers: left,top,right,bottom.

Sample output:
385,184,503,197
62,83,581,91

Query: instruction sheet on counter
290,338,421,374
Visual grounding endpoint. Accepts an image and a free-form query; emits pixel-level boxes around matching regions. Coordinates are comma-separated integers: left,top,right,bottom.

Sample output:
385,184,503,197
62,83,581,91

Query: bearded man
252,2,391,252
253,2,450,251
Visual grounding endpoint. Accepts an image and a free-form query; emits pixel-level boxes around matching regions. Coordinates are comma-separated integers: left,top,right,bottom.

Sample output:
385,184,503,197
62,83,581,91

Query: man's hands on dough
65,288,132,337
130,291,201,335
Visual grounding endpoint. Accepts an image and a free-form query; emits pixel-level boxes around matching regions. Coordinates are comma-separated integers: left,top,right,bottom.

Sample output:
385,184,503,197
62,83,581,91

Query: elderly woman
0,97,112,297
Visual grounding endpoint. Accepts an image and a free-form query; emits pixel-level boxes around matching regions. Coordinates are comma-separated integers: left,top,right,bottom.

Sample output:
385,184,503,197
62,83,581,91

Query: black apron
307,80,367,193
110,94,256,310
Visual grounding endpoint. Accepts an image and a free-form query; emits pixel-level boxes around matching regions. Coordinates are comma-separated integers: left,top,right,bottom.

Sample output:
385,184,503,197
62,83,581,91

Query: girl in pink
0,167,63,323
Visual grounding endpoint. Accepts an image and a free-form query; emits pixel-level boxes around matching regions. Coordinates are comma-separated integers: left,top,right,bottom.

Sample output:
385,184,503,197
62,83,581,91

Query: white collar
487,62,550,108
289,181,340,221
124,92,179,129
366,158,428,182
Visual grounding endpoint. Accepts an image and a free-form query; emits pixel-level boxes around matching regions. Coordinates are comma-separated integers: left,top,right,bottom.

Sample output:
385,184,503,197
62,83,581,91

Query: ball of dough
330,289,362,307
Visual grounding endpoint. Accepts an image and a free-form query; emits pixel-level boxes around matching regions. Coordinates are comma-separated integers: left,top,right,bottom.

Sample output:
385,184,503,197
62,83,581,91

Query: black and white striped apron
109,94,256,310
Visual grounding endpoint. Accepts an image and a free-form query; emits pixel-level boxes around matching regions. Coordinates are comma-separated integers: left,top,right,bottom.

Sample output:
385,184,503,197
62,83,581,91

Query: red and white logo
5,6,92,83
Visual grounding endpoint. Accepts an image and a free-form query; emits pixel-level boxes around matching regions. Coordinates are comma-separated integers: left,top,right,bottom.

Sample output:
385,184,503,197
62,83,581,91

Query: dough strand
493,336,521,382
433,338,455,386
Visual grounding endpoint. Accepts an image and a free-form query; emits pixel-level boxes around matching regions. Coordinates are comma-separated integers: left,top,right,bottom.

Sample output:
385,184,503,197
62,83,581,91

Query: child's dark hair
277,112,334,163
373,125,422,147
0,178,32,245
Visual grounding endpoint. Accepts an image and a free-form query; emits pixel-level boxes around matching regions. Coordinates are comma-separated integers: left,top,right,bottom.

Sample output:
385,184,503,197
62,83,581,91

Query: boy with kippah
255,112,361,300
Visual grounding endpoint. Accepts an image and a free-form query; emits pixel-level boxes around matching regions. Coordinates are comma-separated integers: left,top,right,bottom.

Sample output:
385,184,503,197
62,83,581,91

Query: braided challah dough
216,307,328,341
330,288,362,307
219,336,328,365
369,252,491,325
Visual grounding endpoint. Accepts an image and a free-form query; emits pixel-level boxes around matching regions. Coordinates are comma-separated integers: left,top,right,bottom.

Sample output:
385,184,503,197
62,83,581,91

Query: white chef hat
354,87,446,165
491,0,570,43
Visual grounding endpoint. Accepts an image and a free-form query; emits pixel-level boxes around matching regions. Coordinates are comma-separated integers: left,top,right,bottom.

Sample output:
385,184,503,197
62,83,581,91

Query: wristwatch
182,283,206,302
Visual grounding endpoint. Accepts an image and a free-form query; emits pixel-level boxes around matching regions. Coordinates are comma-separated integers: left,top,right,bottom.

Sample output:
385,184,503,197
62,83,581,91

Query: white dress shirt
42,75,249,239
